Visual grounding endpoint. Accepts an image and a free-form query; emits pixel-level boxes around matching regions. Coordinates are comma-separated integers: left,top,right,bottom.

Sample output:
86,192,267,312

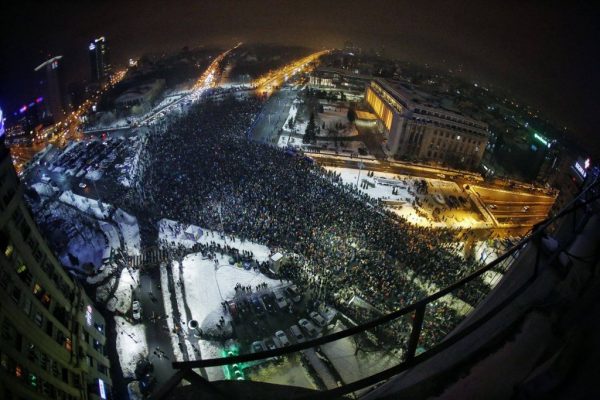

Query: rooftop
374,78,486,127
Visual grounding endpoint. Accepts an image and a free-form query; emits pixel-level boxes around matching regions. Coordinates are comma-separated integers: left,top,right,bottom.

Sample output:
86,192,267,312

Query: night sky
1,0,598,152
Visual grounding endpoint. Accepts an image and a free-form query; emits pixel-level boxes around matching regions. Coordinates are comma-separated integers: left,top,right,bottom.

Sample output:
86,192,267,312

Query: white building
365,79,489,168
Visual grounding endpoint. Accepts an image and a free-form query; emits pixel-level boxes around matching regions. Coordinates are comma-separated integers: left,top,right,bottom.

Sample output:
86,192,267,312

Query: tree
303,112,317,144
347,107,356,123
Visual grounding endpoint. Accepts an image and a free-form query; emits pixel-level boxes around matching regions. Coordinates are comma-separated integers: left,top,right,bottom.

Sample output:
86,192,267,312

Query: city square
1,2,598,400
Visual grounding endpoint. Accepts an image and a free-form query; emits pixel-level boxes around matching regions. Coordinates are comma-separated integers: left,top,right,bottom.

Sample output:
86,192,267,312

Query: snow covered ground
59,191,112,219
31,182,57,197
114,209,141,256
115,316,148,379
99,221,120,260
281,103,308,135
326,166,489,229
320,321,402,388
159,219,272,262
158,262,185,362
197,340,225,381
107,267,139,313
179,252,286,334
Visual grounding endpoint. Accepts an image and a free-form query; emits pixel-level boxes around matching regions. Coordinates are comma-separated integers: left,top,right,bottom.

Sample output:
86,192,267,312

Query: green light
222,345,245,381
29,373,37,387
534,133,550,148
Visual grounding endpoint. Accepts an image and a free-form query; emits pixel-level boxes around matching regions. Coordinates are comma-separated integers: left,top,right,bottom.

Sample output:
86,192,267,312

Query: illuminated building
365,79,489,168
0,142,112,400
308,67,371,93
34,56,66,121
89,37,111,83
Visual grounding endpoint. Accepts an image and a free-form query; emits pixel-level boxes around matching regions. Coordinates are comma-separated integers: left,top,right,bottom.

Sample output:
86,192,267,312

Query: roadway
251,87,297,143
469,185,556,227
253,50,329,95
309,153,557,230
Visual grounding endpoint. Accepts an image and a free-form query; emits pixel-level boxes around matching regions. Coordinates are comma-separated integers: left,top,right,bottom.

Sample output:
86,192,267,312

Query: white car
78,182,87,189
289,325,305,343
274,291,288,309
275,330,291,347
309,311,327,327
298,319,318,337
132,301,141,320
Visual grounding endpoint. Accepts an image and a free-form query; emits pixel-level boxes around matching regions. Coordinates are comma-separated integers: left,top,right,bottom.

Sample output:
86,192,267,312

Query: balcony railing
149,168,600,400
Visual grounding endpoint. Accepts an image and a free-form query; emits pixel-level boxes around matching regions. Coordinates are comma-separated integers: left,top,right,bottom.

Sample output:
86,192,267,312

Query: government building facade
366,79,489,168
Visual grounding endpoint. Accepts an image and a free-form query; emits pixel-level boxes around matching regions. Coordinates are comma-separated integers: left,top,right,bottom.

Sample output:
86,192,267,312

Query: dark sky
1,0,598,152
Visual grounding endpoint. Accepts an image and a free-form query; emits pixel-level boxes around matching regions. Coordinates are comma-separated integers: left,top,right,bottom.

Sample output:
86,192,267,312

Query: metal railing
149,168,600,400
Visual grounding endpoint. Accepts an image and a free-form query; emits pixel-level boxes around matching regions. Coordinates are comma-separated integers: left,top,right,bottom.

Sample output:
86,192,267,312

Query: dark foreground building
0,141,112,400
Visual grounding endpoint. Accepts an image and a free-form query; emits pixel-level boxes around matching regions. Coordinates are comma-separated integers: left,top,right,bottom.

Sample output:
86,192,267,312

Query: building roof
374,79,486,127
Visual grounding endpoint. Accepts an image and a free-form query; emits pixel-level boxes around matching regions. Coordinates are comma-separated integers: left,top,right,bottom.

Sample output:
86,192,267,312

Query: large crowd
129,93,489,351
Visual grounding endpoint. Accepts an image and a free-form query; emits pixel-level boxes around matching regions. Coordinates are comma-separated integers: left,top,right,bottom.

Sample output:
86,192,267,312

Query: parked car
309,311,327,327
78,182,87,188
275,330,291,347
298,319,318,337
289,325,305,343
274,291,288,309
251,296,265,316
285,285,302,303
132,301,141,320
264,338,277,352
261,293,276,313
251,341,266,353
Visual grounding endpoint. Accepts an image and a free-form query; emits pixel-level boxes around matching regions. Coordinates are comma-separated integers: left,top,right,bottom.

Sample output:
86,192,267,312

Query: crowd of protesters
130,93,490,350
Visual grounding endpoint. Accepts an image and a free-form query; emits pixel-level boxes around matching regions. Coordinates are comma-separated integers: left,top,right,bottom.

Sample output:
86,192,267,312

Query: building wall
0,145,111,400
365,80,488,168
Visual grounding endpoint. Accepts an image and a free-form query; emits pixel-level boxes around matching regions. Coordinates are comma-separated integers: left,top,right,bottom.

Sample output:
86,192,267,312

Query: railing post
406,304,426,361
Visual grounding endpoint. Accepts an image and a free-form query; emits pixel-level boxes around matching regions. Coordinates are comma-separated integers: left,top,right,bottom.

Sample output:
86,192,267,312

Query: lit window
4,244,13,258
33,283,42,295
15,365,23,378
65,338,72,352
29,372,37,387
42,293,51,308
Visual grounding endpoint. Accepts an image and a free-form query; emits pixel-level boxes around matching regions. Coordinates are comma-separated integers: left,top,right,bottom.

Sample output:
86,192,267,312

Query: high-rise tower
89,37,111,83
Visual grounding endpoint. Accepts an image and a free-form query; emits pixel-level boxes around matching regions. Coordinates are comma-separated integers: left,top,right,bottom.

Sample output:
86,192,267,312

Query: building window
46,321,54,337
16,263,32,286
15,364,24,379
11,286,21,303
4,244,13,259
41,293,51,309
22,297,32,316
34,311,43,327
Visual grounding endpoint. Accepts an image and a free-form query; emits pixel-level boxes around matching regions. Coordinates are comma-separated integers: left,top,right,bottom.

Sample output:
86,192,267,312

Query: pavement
251,87,297,144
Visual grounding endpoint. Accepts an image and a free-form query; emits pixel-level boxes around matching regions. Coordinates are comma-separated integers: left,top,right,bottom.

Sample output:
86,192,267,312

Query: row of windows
2,225,74,307
0,319,80,400
0,274,73,351
415,108,484,130
433,130,484,146
0,251,73,350
415,115,485,137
